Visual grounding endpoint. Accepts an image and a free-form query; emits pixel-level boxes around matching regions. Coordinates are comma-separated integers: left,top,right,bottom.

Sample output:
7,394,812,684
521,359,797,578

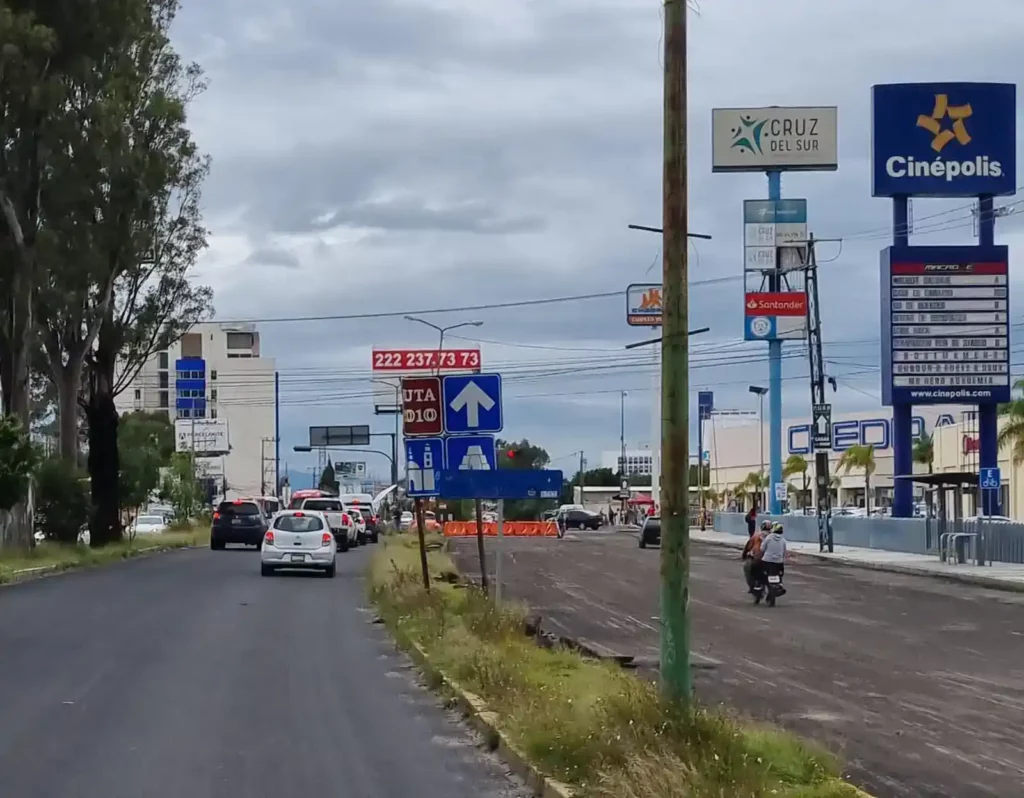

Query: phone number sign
372,349,481,371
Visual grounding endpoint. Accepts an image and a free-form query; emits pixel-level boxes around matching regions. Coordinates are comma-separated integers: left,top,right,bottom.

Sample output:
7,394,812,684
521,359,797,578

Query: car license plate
767,575,781,584
290,554,304,563
231,518,242,525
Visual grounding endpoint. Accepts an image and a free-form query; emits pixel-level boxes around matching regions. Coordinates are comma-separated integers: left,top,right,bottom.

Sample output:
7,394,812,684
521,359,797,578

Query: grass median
369,534,864,798
0,523,211,584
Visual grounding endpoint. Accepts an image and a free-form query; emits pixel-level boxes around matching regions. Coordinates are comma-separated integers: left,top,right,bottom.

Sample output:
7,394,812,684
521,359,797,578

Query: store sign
712,106,838,172
787,413,955,455
626,283,662,326
744,292,808,341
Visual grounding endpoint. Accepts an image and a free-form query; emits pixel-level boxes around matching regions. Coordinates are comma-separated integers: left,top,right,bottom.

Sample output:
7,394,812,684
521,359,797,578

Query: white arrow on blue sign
442,373,503,434
979,467,1001,491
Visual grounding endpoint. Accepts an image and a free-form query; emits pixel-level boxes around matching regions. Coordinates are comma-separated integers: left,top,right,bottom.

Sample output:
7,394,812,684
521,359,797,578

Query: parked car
638,515,661,548
260,510,336,578
131,514,168,536
211,499,269,550
293,497,356,551
559,509,602,531
399,511,413,530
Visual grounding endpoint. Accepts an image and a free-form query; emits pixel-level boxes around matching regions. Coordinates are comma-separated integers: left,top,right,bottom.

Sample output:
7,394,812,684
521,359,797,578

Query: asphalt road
0,545,530,798
451,530,1024,798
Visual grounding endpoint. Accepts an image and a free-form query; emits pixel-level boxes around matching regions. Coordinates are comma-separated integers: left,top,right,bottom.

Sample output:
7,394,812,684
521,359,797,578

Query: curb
0,541,204,587
693,533,1024,594
402,639,574,798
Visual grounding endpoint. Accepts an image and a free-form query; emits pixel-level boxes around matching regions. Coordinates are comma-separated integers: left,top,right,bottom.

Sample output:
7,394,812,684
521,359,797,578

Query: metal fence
712,512,1024,565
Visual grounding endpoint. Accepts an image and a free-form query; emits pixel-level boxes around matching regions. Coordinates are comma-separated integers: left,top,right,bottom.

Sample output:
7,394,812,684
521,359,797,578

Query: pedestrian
609,506,617,526
745,505,758,536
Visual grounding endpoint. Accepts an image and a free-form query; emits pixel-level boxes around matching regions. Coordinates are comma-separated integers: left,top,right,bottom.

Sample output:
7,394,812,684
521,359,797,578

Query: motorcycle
750,568,785,607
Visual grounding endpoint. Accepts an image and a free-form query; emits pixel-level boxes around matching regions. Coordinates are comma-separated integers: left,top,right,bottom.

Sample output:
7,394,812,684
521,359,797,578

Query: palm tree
732,482,748,510
745,471,766,511
997,378,1024,462
837,444,876,514
783,454,809,508
912,433,934,474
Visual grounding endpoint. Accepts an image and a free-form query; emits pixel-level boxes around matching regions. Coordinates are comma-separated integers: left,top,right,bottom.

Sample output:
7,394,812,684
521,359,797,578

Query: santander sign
744,292,807,316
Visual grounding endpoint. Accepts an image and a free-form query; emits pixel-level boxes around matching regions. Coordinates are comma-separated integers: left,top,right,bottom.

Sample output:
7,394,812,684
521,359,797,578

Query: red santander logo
744,292,807,316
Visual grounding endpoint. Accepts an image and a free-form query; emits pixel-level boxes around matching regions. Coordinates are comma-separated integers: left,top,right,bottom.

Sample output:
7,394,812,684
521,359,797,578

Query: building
932,412,1016,518
115,322,277,500
704,406,961,510
599,447,653,476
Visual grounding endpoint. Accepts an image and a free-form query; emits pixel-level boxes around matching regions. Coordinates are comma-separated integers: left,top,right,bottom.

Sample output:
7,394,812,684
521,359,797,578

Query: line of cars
209,490,382,577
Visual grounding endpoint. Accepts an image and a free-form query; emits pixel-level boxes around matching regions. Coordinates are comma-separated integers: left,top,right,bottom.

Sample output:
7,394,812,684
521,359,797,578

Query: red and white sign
744,292,807,316
372,349,481,371
401,377,443,436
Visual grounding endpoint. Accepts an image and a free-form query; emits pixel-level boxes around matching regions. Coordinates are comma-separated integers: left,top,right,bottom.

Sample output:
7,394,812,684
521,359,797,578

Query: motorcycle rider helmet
760,521,772,531
771,522,784,533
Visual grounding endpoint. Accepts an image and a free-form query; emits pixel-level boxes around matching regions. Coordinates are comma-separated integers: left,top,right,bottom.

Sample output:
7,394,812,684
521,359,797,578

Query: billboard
880,245,1010,405
871,83,1016,197
175,419,229,454
371,346,480,406
743,199,807,271
743,292,807,341
712,107,838,172
626,283,662,326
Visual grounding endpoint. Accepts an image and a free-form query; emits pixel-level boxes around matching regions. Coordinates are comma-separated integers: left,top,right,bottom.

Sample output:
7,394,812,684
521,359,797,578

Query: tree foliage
319,459,338,493
495,438,553,520
34,457,89,543
119,410,174,522
159,452,202,521
0,414,39,546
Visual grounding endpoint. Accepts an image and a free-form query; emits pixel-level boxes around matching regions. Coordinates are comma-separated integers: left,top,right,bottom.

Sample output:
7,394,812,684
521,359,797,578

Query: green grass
369,534,867,798
0,523,210,584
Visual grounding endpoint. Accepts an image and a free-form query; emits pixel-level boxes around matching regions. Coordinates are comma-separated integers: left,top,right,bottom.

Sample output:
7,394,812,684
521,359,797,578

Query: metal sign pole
495,499,504,604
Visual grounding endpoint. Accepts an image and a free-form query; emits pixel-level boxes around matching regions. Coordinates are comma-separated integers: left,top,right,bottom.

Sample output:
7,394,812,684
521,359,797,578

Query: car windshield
137,516,163,525
303,499,343,512
274,514,325,532
218,502,260,516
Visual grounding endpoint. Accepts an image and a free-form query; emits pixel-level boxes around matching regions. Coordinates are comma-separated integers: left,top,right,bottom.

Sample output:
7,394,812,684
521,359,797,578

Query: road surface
0,546,529,798
451,531,1024,798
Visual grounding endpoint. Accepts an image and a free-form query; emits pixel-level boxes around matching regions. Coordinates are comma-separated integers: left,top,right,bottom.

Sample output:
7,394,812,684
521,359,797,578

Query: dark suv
638,516,660,548
211,500,268,550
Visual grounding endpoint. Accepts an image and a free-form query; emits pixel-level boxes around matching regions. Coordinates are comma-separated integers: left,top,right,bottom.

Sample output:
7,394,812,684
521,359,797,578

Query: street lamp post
749,385,769,511
619,390,628,477
403,316,483,374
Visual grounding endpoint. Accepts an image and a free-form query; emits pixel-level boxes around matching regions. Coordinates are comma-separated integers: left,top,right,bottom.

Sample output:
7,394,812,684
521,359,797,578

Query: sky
170,0,1024,482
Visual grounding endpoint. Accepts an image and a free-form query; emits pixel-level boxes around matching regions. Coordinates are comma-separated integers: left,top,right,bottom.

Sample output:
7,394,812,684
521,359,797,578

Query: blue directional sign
442,373,503,434
404,437,444,497
438,469,563,500
980,467,1001,491
446,435,496,471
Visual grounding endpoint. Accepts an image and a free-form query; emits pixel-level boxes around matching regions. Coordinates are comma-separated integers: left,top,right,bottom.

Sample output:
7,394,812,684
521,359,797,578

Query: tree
837,445,876,513
783,454,809,508
997,378,1024,463
319,459,338,493
744,471,766,511
159,452,202,521
0,414,39,546
496,438,553,520
912,433,934,474
34,457,90,543
119,411,174,526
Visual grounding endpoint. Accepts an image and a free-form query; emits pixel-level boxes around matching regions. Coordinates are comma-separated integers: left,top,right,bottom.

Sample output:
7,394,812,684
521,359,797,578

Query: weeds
369,534,863,798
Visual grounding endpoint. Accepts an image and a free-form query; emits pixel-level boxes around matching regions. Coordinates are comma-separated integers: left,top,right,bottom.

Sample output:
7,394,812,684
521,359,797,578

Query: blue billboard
871,82,1016,198
880,245,1010,406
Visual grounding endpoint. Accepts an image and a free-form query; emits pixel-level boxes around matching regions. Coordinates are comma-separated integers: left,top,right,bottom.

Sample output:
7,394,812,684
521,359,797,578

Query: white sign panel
195,458,224,477
175,419,229,454
713,107,838,172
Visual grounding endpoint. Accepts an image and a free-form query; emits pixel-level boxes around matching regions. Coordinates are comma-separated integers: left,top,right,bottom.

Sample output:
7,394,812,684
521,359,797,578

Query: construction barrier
443,521,558,537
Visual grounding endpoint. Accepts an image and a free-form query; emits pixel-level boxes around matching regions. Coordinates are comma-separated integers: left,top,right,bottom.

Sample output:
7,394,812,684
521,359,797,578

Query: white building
115,322,277,500
599,447,653,476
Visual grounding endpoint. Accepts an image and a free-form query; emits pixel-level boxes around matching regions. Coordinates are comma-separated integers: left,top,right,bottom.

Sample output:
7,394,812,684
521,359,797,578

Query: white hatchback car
345,505,367,544
261,510,337,578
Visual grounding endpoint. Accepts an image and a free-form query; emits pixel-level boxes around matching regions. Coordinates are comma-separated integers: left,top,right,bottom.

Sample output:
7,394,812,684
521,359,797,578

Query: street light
749,385,769,510
404,316,483,373
619,391,628,478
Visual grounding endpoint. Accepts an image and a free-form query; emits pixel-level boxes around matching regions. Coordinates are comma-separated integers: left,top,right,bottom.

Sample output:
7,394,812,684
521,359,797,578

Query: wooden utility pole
659,0,692,702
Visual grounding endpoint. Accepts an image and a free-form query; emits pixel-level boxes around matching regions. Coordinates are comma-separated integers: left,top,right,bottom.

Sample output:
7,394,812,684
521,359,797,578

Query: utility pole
577,451,585,503
660,0,691,702
804,236,834,551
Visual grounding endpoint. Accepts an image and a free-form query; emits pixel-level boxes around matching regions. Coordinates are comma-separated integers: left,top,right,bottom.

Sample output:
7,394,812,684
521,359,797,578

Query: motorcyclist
741,521,771,592
759,522,787,594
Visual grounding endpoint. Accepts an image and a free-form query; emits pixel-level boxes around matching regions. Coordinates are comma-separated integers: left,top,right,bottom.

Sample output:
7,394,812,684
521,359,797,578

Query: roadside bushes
35,458,90,543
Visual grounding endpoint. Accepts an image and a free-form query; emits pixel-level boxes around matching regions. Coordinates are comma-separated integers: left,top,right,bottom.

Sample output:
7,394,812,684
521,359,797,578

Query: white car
294,497,357,551
261,510,337,578
400,511,413,530
132,515,168,535
345,505,367,544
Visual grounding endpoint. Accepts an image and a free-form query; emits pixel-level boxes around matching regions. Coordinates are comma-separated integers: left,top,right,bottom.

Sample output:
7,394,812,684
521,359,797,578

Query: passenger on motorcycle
741,521,771,592
759,522,787,593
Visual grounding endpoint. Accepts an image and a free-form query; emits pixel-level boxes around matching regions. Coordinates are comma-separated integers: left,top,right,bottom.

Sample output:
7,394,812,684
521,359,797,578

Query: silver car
260,510,337,578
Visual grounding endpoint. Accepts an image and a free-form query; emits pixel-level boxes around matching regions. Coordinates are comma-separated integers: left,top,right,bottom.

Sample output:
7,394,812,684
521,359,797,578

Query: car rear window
303,499,343,512
274,515,325,532
351,507,372,520
218,502,261,516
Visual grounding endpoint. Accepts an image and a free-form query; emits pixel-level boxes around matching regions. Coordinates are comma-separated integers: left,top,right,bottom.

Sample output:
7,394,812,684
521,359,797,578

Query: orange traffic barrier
443,520,557,537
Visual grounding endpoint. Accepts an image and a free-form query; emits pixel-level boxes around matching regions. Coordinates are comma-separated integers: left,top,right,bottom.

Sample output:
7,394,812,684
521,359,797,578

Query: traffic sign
404,437,444,497
980,467,1001,491
811,403,832,450
443,373,503,434
401,376,443,436
446,435,496,471
774,482,788,502
438,469,563,500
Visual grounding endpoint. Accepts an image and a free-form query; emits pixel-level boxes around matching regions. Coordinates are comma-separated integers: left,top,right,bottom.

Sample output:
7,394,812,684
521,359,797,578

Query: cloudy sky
170,0,1024,482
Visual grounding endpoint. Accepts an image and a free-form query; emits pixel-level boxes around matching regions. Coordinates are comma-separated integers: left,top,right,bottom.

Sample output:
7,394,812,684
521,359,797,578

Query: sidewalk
691,528,1024,593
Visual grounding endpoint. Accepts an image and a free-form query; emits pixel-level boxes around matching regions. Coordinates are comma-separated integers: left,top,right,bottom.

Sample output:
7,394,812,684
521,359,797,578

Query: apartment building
115,322,277,499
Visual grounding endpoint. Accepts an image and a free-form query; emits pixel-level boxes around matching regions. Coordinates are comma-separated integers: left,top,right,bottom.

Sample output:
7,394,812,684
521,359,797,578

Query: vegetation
996,379,1024,462
369,535,863,798
496,438,555,520
837,445,876,513
912,434,933,474
0,415,39,546
784,455,809,509
318,459,339,493
160,452,204,521
0,0,213,550
34,457,90,543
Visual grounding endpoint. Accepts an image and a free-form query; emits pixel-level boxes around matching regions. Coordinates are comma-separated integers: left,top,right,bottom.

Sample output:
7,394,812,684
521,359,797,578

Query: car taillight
321,532,332,547
213,512,220,521
341,513,350,525
371,515,378,523
264,531,274,546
